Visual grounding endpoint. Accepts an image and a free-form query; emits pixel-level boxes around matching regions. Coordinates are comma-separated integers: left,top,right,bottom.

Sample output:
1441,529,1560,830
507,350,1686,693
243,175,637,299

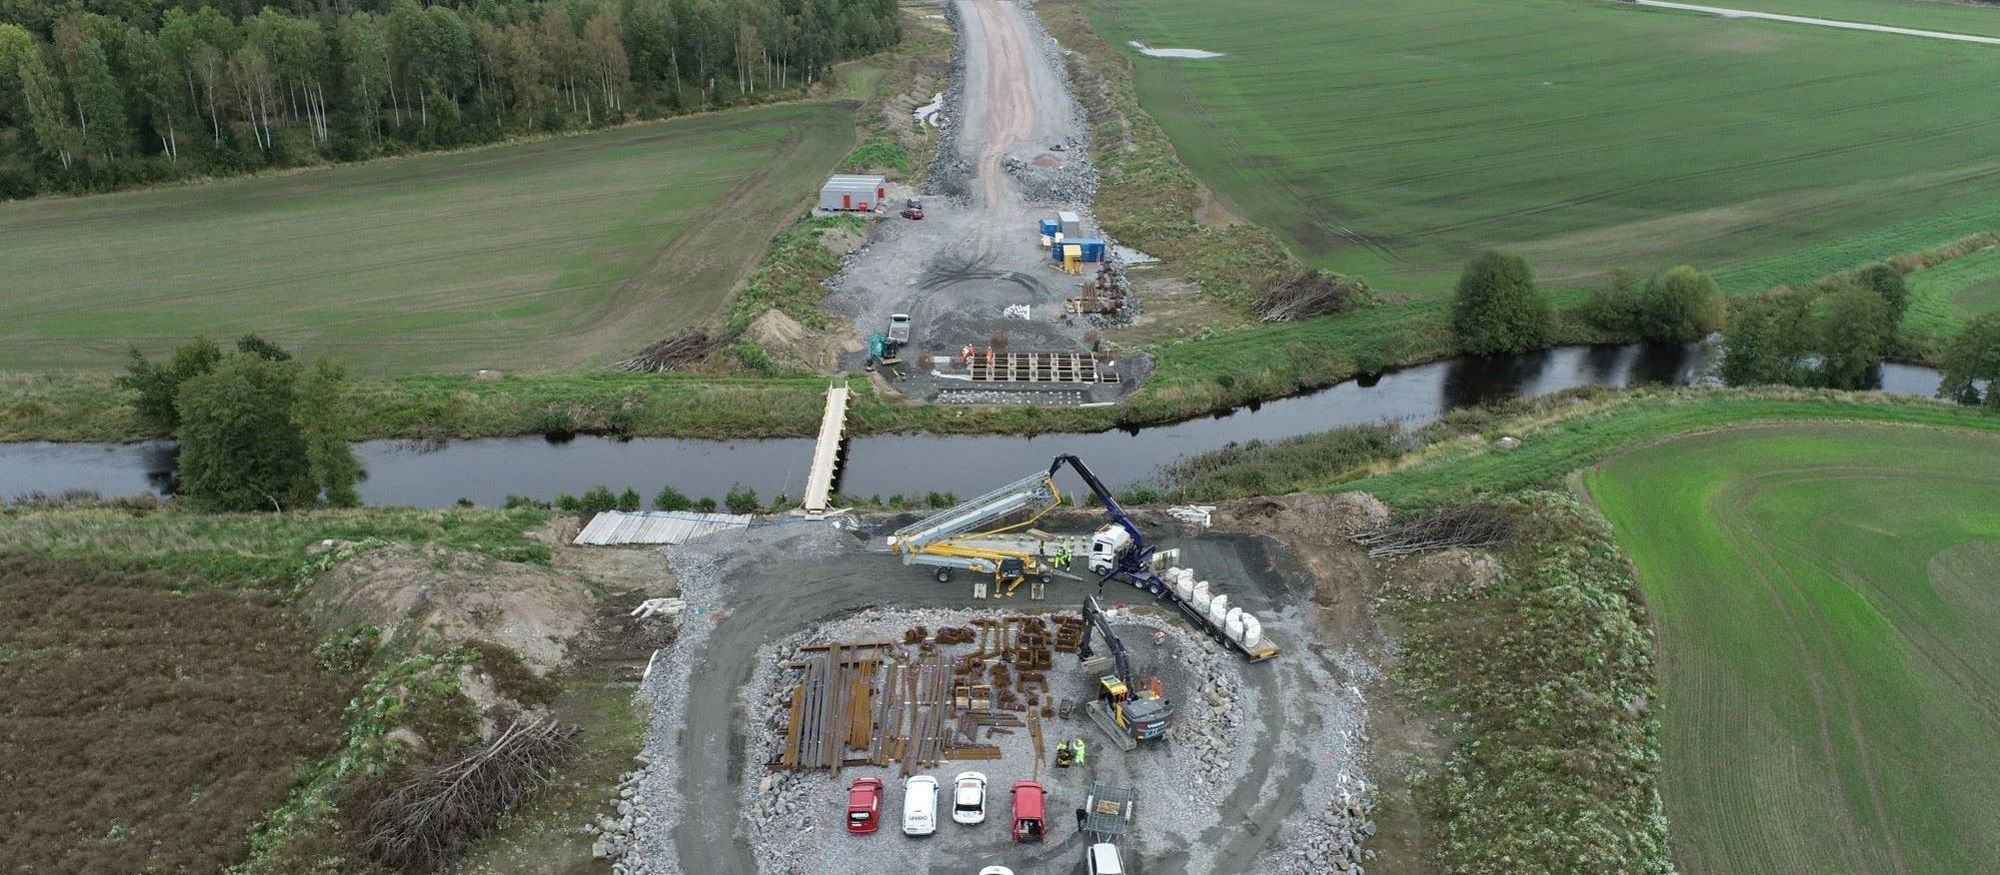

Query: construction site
606,453,1377,875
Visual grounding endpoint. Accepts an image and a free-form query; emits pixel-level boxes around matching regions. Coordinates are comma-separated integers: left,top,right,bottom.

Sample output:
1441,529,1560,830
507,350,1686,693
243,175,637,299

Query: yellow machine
884,472,1079,596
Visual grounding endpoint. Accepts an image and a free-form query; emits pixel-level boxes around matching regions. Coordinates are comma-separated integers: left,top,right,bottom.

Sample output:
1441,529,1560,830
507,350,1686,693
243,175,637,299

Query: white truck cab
1089,525,1132,576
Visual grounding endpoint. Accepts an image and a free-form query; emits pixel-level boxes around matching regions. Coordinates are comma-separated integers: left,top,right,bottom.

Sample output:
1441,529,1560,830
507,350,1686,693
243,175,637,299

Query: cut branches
1354,504,1513,558
1253,268,1367,323
616,330,718,373
355,717,580,871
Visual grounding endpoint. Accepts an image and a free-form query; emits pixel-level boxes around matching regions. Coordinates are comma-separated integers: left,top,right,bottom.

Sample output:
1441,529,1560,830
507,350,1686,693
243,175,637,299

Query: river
0,343,1945,507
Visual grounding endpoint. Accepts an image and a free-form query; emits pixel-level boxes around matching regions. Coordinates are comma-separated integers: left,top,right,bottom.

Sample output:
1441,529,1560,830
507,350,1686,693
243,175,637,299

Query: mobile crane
1049,454,1281,662
884,470,1081,594
1078,595,1172,750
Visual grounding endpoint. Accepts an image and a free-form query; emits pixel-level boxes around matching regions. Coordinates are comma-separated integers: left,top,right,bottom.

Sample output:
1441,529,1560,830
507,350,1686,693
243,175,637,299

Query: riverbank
1172,385,2000,508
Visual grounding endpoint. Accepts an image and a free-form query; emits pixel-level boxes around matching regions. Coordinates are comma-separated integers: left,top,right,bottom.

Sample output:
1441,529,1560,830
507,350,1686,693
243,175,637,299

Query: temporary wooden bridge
800,383,849,517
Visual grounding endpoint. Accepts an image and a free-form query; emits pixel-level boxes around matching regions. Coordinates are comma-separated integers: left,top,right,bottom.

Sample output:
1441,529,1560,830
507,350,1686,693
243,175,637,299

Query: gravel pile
586,762,656,873
1270,773,1379,875
1004,7,1098,206
924,0,972,201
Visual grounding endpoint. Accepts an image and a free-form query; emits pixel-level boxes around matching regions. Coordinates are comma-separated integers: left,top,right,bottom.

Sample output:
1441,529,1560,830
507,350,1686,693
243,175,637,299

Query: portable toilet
1057,211,1083,238
820,174,887,212
1062,245,1083,274
1038,218,1061,237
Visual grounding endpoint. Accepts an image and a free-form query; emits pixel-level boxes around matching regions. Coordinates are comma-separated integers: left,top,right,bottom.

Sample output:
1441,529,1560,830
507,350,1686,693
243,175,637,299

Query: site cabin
1011,780,1047,843
820,174,887,212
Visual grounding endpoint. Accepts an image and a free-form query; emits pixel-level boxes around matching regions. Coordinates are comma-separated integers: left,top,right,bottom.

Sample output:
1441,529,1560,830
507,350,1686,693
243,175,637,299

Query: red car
847,777,885,834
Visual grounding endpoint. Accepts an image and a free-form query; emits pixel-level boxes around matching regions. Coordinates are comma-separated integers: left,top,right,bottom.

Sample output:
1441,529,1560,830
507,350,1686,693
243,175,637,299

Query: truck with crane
1048,454,1282,662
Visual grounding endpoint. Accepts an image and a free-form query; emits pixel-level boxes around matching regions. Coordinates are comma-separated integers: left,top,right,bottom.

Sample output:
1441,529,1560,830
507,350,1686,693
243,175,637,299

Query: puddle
1129,41,1224,59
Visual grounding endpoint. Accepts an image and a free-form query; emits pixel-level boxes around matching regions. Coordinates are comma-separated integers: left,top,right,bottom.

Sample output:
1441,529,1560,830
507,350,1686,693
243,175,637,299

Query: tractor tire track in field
1707,483,1879,875
1716,467,1926,875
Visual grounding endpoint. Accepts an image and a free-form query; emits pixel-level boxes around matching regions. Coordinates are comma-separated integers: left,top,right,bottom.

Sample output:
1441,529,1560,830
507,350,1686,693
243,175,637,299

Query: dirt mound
817,226,868,257
747,310,843,373
1384,548,1503,602
1219,491,1389,537
308,544,596,674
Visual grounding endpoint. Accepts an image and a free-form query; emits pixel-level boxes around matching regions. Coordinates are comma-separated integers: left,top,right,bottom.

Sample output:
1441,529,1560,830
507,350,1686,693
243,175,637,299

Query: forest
0,0,900,196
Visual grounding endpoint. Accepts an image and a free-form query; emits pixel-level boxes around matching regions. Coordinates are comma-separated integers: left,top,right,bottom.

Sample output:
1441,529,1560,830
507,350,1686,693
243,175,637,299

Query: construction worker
1072,737,1087,766
1054,543,1073,570
1075,806,1088,832
1055,740,1072,767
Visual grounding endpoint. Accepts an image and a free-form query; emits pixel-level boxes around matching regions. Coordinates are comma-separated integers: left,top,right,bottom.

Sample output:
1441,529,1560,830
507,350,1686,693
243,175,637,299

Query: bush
1854,262,1909,324
694,496,718,513
925,491,958,509
1938,311,2000,409
1818,283,1894,389
1639,265,1725,342
1451,251,1553,355
533,409,576,435
724,484,759,515
616,488,642,512
580,485,619,514
1579,269,1644,336
176,356,315,511
653,486,693,512
554,493,582,513
503,495,547,510
1720,290,1815,388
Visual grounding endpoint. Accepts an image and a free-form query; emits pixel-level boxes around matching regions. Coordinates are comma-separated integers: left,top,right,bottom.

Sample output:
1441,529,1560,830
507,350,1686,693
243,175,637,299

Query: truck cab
1088,526,1132,577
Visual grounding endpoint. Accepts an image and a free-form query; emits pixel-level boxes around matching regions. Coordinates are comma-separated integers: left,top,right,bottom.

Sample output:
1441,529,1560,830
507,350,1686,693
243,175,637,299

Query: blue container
1038,218,1060,237
1071,238,1108,263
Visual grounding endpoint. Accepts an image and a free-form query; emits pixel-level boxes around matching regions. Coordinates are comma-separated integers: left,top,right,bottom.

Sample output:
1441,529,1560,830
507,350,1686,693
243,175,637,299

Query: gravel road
1629,0,2000,45
624,522,1373,875
821,0,1134,403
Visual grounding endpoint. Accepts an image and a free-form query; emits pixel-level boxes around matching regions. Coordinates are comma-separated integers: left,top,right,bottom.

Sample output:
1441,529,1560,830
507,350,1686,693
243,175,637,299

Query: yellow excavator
883,470,1082,595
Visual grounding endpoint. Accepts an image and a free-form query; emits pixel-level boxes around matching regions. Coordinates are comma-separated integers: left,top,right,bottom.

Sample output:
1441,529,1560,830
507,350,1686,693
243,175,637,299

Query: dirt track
820,0,1136,403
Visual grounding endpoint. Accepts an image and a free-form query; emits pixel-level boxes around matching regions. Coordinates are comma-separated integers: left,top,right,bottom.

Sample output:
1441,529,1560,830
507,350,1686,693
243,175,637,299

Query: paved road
1630,0,2000,45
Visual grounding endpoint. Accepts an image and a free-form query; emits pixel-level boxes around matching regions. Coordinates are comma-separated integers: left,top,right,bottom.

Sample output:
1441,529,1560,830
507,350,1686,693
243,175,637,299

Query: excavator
1077,594,1172,750
884,470,1083,595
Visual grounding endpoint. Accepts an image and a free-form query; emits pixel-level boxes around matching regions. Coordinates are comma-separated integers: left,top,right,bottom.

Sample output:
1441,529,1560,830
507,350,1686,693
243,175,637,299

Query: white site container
1240,615,1262,649
1208,594,1230,627
1225,608,1245,642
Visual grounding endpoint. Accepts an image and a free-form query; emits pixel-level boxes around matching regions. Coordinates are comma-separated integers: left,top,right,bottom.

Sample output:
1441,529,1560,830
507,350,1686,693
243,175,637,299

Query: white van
1086,842,1125,875
902,775,939,835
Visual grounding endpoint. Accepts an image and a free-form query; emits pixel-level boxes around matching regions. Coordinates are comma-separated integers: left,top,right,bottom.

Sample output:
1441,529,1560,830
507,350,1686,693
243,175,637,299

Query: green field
1586,424,2000,874
1089,0,2000,296
1905,243,2000,339
0,103,854,374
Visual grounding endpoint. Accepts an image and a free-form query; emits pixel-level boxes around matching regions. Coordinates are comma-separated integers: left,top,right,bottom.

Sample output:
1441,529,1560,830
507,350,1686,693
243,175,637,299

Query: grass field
1905,243,2000,338
1088,0,2000,297
1585,424,2000,874
0,103,854,374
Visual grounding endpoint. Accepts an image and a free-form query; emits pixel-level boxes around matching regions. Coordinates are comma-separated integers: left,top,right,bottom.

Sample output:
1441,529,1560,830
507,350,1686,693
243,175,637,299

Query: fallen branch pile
356,717,580,871
1253,268,1366,323
616,330,717,373
1354,505,1513,558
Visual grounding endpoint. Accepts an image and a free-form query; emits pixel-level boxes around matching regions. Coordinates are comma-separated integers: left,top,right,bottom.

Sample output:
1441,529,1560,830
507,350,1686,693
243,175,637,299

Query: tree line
0,0,900,196
1450,250,2000,407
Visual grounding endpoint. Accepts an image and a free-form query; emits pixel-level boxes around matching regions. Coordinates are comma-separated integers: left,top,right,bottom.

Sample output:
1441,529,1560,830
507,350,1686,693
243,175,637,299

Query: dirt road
820,0,1136,404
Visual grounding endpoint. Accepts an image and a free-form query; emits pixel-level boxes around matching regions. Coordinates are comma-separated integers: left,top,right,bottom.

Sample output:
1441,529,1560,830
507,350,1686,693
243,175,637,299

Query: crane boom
887,471,1060,551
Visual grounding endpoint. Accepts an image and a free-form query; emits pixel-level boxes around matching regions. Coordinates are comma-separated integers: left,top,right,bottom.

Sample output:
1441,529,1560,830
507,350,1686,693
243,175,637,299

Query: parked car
846,777,884,834
1086,842,1126,875
951,771,988,825
1010,780,1046,843
904,775,940,835
977,868,1015,875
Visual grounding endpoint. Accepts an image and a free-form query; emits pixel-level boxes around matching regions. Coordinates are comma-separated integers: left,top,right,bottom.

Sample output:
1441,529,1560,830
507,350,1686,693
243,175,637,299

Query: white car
977,868,1014,875
950,771,988,825
903,775,939,835
1087,842,1126,875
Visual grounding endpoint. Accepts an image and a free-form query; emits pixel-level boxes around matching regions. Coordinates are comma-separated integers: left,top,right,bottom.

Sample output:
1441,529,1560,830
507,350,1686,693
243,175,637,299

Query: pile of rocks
587,755,657,874
1275,774,1377,875
1002,137,1099,205
932,387,1085,405
924,0,972,199
1168,666,1247,795
743,770,823,874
